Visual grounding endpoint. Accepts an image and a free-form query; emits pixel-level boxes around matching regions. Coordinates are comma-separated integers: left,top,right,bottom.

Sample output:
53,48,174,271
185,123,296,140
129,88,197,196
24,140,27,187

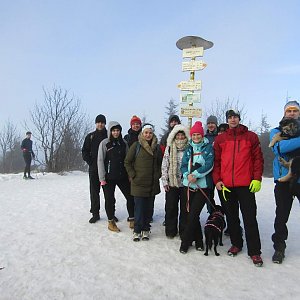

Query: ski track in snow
0,172,300,299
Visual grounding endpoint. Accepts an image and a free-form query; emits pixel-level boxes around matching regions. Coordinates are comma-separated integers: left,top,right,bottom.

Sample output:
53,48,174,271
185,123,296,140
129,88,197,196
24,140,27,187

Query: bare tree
0,120,21,173
205,97,246,124
29,86,89,172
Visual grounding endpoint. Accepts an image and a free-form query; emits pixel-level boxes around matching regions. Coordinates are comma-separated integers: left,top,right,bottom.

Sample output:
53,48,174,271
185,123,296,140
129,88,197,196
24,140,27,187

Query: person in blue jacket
179,121,214,254
270,100,300,264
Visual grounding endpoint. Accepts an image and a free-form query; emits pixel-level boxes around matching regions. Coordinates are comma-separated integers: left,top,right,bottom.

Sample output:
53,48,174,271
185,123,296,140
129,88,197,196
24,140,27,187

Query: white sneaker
141,231,150,241
133,232,141,242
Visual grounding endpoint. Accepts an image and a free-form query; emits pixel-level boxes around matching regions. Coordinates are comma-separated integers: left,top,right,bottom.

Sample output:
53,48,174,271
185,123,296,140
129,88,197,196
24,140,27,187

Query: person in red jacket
213,109,264,267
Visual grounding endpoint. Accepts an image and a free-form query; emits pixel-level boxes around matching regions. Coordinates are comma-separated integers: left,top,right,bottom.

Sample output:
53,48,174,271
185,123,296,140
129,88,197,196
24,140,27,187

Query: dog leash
186,183,216,212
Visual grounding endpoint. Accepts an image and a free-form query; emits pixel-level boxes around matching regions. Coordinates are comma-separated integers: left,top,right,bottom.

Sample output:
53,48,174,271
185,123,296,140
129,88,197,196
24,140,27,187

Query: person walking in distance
82,114,107,223
98,121,135,232
21,131,35,179
270,100,300,264
213,109,264,267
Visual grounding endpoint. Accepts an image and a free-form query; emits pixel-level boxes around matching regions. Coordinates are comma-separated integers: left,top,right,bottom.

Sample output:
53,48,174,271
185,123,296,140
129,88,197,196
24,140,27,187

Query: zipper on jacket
231,131,236,186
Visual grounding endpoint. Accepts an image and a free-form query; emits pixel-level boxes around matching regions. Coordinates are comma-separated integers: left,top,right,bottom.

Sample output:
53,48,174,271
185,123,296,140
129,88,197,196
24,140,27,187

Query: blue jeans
134,196,154,233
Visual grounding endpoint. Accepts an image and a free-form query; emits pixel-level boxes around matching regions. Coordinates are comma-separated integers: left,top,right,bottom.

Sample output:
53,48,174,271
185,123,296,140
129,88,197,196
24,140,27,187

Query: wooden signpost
176,36,213,128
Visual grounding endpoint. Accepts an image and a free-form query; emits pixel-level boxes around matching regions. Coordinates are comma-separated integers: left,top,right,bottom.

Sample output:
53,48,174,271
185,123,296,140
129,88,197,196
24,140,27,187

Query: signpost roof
176,36,213,50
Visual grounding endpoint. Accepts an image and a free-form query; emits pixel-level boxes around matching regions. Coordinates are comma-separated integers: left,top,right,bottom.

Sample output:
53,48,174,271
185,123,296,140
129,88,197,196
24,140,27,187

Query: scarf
168,138,188,187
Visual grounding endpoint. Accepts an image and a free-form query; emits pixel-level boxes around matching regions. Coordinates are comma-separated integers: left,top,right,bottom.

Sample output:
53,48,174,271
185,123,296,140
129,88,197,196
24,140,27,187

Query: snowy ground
0,171,300,300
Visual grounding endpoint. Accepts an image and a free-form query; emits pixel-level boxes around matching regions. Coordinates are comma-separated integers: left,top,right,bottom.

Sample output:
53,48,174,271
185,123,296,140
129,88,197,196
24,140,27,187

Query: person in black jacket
160,115,181,154
82,114,107,223
98,121,134,232
124,115,142,148
21,131,35,179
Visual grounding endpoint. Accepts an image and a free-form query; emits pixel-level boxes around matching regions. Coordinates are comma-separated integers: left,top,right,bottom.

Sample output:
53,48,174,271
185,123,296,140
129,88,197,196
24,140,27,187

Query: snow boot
89,214,100,223
133,232,141,242
272,250,285,264
141,231,150,241
227,245,242,256
127,217,134,229
179,242,189,254
108,220,120,232
251,255,263,267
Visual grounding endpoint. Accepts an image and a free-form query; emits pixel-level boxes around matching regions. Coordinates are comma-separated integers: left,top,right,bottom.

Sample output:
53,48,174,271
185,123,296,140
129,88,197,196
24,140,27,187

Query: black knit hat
169,115,181,125
95,114,106,124
26,131,32,135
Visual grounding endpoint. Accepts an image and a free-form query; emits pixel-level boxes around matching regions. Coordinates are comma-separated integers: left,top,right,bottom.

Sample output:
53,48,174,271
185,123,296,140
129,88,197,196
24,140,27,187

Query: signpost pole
176,36,213,129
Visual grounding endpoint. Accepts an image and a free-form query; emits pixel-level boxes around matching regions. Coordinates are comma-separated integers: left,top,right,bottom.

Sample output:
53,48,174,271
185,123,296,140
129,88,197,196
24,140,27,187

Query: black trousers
89,168,101,215
134,196,154,233
272,182,300,251
23,153,32,176
224,187,261,256
181,187,208,244
165,187,187,238
102,178,134,220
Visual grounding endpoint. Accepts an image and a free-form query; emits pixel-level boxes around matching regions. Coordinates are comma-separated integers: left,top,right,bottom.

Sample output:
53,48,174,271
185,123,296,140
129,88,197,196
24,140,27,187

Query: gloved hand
249,180,261,193
222,185,231,201
100,180,107,186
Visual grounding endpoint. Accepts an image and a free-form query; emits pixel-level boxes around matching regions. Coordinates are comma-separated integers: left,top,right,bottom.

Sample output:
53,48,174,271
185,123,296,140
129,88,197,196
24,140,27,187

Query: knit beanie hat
95,114,106,124
226,109,240,121
169,115,181,125
26,131,32,135
130,115,142,126
284,100,300,112
190,121,204,136
206,115,218,125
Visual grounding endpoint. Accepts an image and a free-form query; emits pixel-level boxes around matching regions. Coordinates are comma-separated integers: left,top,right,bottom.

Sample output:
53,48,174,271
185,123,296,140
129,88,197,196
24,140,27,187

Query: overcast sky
1,0,300,135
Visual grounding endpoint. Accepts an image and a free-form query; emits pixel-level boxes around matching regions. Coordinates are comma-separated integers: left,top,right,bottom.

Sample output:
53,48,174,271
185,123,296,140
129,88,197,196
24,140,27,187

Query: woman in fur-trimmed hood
161,124,190,239
124,123,162,242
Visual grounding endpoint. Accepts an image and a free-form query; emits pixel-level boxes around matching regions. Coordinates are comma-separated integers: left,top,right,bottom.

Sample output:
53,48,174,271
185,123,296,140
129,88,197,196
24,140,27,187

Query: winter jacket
204,129,218,144
270,127,300,182
82,128,107,171
213,124,263,187
124,134,162,197
124,128,141,148
21,138,35,158
161,124,189,187
181,137,214,190
97,121,129,182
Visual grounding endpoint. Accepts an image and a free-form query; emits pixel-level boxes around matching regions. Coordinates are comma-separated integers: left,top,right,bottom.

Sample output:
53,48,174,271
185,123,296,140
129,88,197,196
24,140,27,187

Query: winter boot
179,242,189,254
250,255,263,267
127,217,134,229
227,245,242,257
23,175,28,180
89,214,100,223
108,220,120,232
141,231,150,241
272,250,285,264
195,240,204,251
27,175,35,179
133,232,141,242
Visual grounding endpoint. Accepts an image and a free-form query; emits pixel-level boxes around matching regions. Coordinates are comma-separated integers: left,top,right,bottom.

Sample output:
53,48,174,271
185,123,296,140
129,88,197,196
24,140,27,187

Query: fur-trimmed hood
166,124,190,146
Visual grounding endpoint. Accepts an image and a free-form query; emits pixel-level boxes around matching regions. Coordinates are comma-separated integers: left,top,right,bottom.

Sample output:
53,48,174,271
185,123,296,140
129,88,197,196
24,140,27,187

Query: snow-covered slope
0,172,299,299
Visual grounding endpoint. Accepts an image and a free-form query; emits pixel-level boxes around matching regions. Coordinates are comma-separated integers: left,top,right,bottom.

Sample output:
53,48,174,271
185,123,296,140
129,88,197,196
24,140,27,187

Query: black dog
204,205,226,256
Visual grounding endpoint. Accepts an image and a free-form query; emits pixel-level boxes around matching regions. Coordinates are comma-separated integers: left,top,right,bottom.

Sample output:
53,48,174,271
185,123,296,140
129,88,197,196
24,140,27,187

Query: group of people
80,100,300,267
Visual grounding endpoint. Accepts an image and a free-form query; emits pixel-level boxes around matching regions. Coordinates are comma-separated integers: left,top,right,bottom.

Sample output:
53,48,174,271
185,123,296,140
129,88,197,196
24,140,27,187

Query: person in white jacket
161,124,190,238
